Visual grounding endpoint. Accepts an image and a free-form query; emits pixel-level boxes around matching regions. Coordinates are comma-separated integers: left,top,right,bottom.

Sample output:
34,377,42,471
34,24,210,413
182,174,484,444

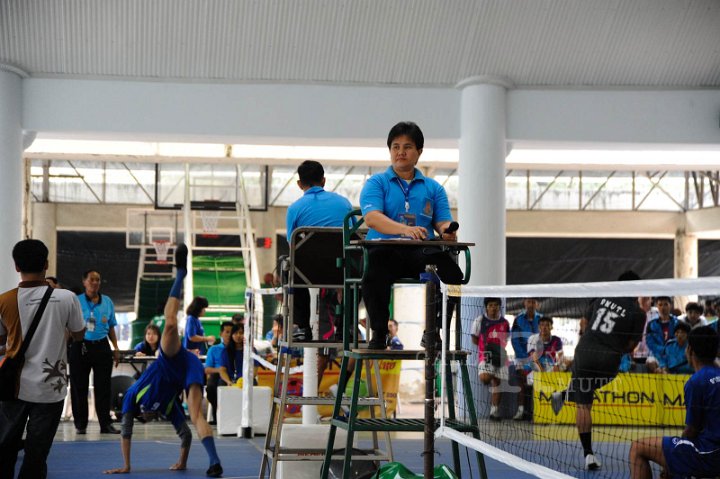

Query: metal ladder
258,261,392,478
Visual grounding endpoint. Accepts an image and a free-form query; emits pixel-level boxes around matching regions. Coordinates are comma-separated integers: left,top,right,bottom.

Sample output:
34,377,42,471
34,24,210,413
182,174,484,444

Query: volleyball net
436,277,720,479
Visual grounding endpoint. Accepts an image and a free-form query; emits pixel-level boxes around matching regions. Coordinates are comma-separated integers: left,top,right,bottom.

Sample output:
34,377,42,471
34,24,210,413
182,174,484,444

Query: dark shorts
568,346,622,405
663,436,720,478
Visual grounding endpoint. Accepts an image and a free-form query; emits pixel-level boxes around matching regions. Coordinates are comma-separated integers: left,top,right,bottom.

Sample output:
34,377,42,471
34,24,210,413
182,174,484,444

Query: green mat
373,462,458,479
132,277,174,345
192,254,246,307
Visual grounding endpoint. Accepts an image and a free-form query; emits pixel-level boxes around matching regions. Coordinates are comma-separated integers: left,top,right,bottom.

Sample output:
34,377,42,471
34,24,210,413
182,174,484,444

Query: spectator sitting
681,301,707,329
645,296,678,373
387,319,404,351
204,321,234,425
656,321,694,375
471,297,510,421
134,323,160,357
527,316,563,373
264,314,301,361
703,298,718,324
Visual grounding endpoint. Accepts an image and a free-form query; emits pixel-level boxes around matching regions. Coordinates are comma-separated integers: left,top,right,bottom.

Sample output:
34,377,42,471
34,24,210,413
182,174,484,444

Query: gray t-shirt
0,286,84,403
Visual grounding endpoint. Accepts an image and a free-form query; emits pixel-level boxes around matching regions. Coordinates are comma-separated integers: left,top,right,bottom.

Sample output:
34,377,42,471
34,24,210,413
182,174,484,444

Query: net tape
446,276,720,298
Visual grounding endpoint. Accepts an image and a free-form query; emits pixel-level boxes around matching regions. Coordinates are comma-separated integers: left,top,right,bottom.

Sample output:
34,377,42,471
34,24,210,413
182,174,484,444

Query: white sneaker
551,391,564,416
512,409,525,421
585,453,601,470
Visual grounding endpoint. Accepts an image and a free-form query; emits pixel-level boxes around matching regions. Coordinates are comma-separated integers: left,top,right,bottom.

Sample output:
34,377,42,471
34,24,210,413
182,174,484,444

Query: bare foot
169,462,187,471
104,467,130,474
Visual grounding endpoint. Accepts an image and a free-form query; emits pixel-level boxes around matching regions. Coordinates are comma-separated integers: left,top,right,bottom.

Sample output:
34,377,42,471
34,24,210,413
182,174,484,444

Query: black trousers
69,339,113,429
362,245,463,335
205,373,228,422
292,288,311,330
0,399,63,479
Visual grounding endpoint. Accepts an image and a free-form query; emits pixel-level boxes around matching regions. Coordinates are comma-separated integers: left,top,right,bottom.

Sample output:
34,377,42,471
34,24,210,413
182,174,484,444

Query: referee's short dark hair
297,160,324,187
12,239,48,274
688,326,719,363
387,121,424,150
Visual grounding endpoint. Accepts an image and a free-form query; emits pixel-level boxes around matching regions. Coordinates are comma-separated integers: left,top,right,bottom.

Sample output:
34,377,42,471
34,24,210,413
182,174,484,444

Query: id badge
399,213,416,226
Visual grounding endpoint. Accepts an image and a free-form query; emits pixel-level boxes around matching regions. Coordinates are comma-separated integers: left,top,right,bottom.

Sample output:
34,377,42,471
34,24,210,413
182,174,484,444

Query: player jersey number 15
591,307,618,334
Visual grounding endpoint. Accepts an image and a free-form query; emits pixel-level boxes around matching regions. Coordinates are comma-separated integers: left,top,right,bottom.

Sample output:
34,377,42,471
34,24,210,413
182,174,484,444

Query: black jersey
580,296,646,354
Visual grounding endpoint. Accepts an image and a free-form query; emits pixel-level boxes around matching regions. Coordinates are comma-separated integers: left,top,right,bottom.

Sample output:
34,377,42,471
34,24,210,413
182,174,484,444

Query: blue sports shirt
205,343,226,369
286,186,353,241
360,167,452,240
77,293,117,341
684,365,720,451
658,339,693,374
122,347,205,429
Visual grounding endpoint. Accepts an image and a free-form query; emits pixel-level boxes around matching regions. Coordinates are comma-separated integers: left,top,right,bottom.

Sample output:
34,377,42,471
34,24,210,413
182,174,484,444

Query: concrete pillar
457,77,511,286
674,229,699,308
32,202,58,276
0,66,26,291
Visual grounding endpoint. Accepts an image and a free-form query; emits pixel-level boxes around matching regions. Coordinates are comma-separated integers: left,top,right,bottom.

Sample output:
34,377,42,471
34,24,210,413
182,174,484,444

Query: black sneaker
367,331,388,350
206,462,223,477
175,243,188,270
100,424,121,434
292,327,312,342
76,428,86,435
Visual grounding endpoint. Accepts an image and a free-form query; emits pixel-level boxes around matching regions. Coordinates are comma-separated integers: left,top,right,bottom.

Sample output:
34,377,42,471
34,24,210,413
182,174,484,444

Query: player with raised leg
104,244,223,477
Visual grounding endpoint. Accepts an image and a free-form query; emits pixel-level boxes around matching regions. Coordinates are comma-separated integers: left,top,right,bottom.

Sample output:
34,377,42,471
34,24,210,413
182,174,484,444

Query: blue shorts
663,436,720,478
122,348,205,428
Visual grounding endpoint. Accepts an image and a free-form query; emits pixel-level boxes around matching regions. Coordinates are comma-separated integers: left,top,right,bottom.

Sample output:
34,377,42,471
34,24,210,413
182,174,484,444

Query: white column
0,66,26,291
457,77,511,286
674,229,699,308
32,202,58,276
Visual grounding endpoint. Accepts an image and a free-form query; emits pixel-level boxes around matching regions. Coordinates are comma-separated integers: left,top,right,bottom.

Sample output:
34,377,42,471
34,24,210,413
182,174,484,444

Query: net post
423,265,438,479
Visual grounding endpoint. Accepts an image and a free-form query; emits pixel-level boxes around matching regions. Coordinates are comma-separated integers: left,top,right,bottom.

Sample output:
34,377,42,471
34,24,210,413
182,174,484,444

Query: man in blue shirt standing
69,269,121,434
286,160,353,341
511,298,541,420
360,122,462,349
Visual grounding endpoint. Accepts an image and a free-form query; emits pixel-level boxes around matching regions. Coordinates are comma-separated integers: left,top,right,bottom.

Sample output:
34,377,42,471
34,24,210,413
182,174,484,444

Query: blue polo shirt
77,293,117,341
286,186,353,241
205,343,226,369
360,166,453,240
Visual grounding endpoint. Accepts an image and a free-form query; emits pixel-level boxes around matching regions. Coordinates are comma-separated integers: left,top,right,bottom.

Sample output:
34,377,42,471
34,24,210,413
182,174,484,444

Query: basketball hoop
152,239,170,264
200,210,220,239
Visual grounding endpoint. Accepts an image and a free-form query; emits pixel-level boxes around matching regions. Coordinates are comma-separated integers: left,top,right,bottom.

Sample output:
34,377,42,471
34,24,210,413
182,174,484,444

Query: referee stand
320,210,487,479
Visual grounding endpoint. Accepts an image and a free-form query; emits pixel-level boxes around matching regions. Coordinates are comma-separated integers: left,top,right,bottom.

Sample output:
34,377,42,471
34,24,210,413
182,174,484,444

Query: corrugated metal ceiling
1,0,719,87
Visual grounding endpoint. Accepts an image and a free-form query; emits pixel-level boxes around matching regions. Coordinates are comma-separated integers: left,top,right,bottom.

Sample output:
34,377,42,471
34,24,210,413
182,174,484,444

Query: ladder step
264,446,389,461
273,396,382,406
330,417,478,433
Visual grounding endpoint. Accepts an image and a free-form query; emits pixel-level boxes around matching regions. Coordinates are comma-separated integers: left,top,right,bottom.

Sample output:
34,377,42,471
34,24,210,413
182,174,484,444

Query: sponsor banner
533,372,688,426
